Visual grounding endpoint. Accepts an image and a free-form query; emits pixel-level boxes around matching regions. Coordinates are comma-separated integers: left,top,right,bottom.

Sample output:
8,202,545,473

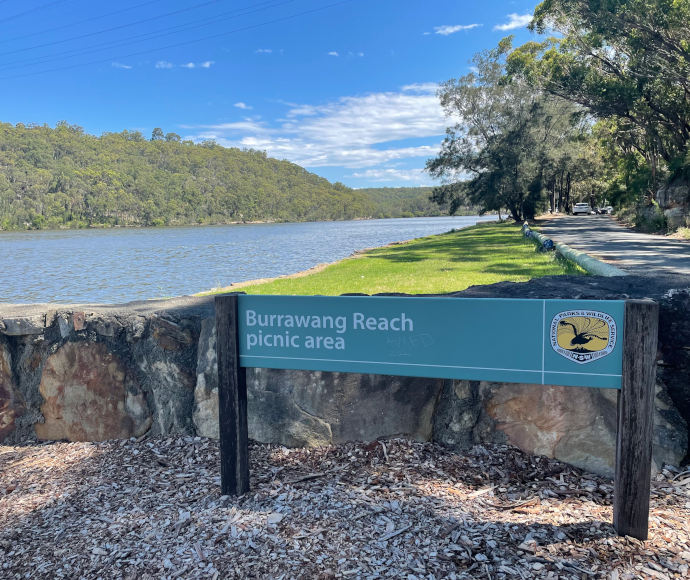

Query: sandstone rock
90,315,123,338
653,382,689,471
664,207,688,230
435,380,686,476
56,313,72,338
0,339,24,442
193,317,219,438
72,312,85,331
331,372,442,443
35,342,151,441
483,383,618,475
0,314,45,336
657,181,689,230
247,368,443,447
248,371,333,447
433,380,483,448
139,358,195,435
132,313,199,436
150,315,193,351
657,181,689,208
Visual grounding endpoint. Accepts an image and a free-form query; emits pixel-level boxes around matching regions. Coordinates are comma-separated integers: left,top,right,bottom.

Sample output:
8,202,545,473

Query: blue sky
0,0,540,188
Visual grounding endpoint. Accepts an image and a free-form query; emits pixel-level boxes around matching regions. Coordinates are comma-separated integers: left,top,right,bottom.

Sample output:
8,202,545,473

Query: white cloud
234,102,252,110
433,24,481,35
350,168,433,184
183,86,447,170
328,51,339,57
401,82,438,94
493,13,532,31
156,60,214,69
184,119,268,134
111,62,132,69
255,48,272,54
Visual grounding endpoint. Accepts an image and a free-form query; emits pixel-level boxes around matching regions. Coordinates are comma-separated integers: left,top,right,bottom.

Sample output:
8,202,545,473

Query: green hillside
0,122,375,230
358,186,478,218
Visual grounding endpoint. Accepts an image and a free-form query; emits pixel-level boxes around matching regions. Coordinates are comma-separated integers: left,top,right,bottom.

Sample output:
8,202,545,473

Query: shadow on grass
364,223,587,281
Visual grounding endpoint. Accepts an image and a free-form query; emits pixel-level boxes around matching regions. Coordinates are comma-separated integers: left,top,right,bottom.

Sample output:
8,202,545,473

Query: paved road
538,214,690,276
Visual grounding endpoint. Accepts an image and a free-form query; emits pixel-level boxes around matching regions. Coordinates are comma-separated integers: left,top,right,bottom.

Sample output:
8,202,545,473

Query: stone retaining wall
2,275,689,477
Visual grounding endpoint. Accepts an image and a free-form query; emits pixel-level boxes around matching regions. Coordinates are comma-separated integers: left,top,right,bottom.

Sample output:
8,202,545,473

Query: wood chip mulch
1,437,689,579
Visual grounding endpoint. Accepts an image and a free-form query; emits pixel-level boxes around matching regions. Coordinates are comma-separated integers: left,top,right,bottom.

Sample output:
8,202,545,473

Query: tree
427,38,584,221
151,127,164,141
507,0,690,193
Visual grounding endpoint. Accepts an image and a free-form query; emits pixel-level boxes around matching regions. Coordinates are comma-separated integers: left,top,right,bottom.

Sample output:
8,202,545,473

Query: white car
572,203,592,215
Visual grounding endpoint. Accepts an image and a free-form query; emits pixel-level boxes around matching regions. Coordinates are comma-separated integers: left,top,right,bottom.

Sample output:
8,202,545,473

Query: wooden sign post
215,294,249,496
216,294,658,540
615,300,658,539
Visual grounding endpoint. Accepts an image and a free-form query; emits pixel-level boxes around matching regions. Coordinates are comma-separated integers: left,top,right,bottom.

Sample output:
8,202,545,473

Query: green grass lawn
204,221,583,296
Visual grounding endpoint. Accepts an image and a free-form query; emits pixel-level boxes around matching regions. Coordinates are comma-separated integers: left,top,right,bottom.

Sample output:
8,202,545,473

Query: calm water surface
0,216,495,304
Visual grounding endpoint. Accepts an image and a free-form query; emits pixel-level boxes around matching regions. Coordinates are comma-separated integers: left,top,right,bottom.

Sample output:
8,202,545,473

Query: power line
0,0,70,25
0,0,166,46
0,0,356,80
0,0,223,57
0,0,295,72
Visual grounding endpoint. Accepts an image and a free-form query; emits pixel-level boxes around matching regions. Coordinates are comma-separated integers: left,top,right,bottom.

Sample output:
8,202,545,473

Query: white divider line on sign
241,355,621,378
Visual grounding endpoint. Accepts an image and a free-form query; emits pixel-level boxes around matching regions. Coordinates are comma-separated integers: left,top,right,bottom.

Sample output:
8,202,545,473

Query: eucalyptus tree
427,38,584,221
507,0,690,196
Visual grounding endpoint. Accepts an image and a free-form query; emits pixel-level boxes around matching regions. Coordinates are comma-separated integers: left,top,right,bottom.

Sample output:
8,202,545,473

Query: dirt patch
1,437,688,578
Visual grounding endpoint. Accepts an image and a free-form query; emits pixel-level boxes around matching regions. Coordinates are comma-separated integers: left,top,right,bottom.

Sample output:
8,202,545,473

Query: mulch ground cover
1,437,688,579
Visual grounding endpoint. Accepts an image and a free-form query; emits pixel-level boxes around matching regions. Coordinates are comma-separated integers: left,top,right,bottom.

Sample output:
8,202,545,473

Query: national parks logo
550,310,617,364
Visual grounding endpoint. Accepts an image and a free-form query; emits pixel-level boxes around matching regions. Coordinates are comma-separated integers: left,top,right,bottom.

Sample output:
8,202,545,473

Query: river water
0,216,495,304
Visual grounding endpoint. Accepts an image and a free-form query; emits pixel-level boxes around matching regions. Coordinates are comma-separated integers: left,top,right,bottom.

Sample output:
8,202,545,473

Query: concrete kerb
522,221,629,277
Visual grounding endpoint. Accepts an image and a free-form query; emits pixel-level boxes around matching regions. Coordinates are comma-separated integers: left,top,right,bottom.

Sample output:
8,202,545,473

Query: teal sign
238,295,625,389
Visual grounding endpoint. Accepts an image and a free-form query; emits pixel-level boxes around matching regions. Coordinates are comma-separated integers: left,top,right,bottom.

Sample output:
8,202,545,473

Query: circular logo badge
550,310,616,364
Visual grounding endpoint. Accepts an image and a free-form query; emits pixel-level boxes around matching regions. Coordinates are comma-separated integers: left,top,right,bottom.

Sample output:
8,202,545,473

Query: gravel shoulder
1,437,689,579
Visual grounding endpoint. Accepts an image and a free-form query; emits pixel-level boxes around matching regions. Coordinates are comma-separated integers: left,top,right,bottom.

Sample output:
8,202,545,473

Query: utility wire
0,0,223,57
0,0,356,80
0,0,166,46
0,0,70,25
0,0,295,72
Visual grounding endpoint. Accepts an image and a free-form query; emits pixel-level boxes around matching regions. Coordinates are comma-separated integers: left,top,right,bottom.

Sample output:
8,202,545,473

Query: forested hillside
0,122,375,230
358,187,448,217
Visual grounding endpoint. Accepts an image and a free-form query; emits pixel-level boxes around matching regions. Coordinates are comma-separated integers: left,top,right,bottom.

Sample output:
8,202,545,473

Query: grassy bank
205,221,583,296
